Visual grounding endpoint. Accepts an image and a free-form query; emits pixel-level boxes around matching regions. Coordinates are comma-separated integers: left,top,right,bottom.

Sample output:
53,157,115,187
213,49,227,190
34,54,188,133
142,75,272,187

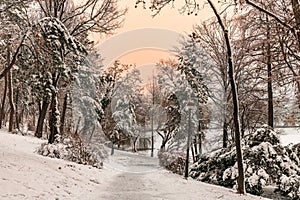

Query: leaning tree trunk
0,74,8,129
207,0,245,194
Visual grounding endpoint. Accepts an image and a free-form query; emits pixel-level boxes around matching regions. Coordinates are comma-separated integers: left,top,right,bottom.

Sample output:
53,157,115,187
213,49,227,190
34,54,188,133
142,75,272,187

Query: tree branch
245,0,296,36
0,33,27,80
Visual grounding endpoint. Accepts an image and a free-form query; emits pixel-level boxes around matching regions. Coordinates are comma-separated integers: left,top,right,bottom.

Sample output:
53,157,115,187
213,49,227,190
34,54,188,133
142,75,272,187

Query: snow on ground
0,129,269,200
277,127,300,146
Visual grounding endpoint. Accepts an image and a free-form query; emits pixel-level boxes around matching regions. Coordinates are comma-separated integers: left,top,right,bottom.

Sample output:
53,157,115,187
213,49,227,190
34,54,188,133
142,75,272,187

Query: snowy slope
0,129,270,200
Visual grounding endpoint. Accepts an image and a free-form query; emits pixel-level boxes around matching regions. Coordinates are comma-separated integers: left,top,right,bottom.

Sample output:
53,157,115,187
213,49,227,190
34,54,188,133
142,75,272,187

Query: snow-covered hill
0,129,269,199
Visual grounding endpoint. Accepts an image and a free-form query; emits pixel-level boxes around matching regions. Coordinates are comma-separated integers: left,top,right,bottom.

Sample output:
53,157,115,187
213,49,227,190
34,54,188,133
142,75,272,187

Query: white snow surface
0,129,270,200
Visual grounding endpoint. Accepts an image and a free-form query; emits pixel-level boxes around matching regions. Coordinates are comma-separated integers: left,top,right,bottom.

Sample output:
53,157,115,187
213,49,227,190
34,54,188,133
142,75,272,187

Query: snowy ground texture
0,129,269,200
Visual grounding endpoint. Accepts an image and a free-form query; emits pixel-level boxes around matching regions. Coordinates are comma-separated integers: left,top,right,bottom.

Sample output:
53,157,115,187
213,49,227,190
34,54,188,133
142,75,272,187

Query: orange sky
93,0,216,81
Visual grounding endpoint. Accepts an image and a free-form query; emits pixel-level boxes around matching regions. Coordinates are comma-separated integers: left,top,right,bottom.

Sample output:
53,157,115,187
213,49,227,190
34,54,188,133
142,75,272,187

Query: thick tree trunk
160,139,167,151
48,72,61,144
48,91,60,144
35,98,50,138
0,75,8,129
207,0,245,194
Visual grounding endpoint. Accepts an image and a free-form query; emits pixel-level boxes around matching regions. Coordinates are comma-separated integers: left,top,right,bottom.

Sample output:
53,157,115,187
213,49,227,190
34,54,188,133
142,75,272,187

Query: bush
158,151,186,175
190,125,300,198
37,134,106,169
277,175,300,200
246,125,280,147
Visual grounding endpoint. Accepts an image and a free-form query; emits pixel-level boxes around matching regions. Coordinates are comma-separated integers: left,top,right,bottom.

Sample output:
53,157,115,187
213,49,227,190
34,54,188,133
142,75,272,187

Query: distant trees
135,0,245,193
99,61,142,151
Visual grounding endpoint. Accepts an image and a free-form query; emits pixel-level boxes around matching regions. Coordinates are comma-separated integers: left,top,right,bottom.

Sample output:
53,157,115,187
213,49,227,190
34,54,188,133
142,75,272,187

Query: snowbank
0,129,270,199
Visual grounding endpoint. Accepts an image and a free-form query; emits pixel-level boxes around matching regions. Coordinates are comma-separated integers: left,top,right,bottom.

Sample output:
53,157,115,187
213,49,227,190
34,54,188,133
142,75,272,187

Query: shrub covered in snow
190,125,300,198
247,125,280,147
158,151,186,175
277,175,300,200
37,134,106,169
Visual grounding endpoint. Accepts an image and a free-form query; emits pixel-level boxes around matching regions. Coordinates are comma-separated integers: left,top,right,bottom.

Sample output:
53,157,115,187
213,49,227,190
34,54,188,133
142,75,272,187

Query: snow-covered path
0,130,269,200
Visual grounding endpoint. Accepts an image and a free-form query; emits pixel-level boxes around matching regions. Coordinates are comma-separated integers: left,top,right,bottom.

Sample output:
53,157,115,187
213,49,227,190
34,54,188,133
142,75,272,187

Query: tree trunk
35,98,50,138
191,145,196,163
0,75,8,129
8,69,15,132
241,109,245,138
197,121,202,157
267,49,274,128
198,133,202,156
266,17,274,128
194,137,198,160
133,137,138,152
207,0,245,194
60,93,68,136
223,120,228,148
222,69,228,148
111,142,115,155
7,44,15,133
15,88,20,130
48,91,60,144
48,73,61,144
160,139,167,152
75,117,81,135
